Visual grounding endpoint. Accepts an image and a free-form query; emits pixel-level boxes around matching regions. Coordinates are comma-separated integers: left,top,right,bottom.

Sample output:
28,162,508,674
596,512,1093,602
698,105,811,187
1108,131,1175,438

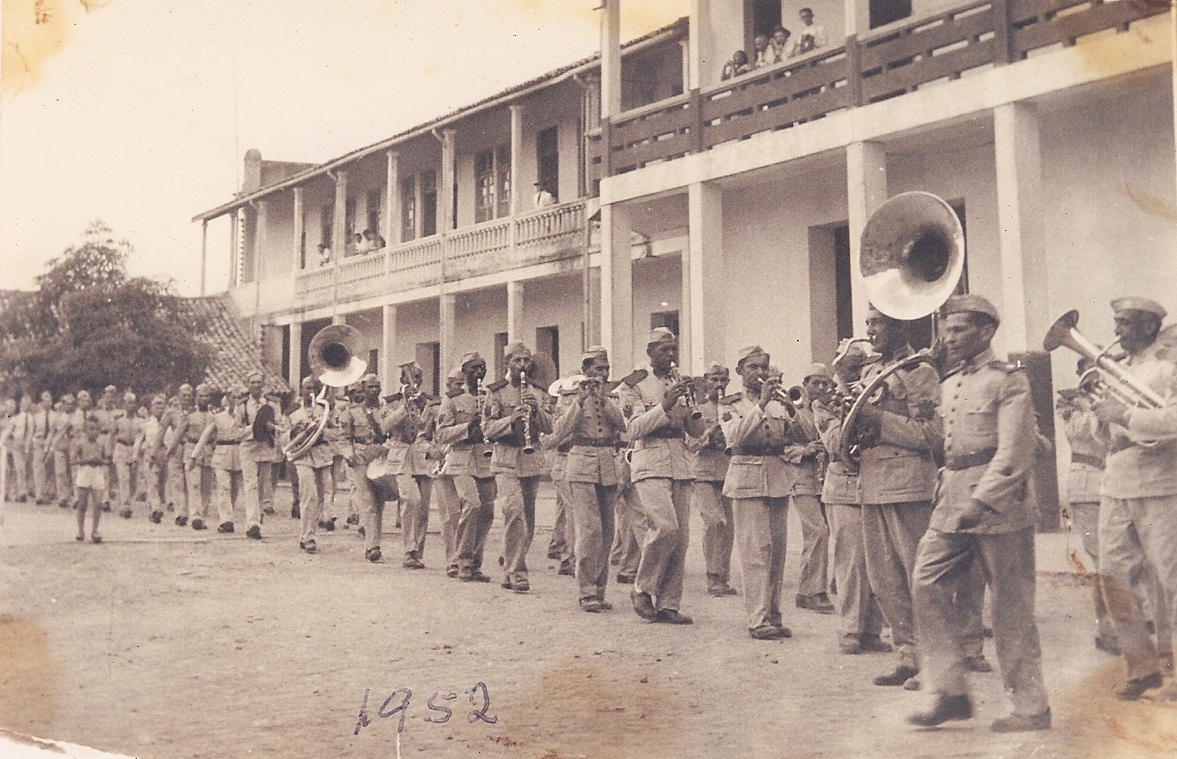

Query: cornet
768,384,804,418
669,362,703,421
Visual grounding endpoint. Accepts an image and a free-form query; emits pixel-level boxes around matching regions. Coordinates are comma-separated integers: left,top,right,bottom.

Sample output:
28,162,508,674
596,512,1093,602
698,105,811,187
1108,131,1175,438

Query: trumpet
474,376,493,458
669,362,703,421
768,384,804,418
521,370,536,455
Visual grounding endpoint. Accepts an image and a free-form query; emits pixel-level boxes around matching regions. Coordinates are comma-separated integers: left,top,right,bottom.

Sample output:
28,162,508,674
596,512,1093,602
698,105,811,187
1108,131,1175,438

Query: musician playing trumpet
687,363,736,598
384,361,440,570
1088,297,1177,701
338,374,397,563
287,375,336,554
483,342,552,594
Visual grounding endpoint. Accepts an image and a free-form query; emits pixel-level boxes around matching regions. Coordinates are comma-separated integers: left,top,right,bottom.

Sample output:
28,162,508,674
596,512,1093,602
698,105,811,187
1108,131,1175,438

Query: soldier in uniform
611,419,645,585
483,343,552,593
192,386,245,534
1088,297,1177,701
815,353,890,655
142,394,168,523
854,306,943,688
31,391,54,504
236,372,282,530
110,392,142,519
181,384,215,530
95,384,120,508
787,365,834,615
689,363,736,597
338,374,396,561
436,353,498,582
158,384,193,524
616,328,703,624
545,376,579,577
2,396,33,503
48,393,77,509
551,347,627,612
386,361,439,570
286,376,336,553
435,368,468,577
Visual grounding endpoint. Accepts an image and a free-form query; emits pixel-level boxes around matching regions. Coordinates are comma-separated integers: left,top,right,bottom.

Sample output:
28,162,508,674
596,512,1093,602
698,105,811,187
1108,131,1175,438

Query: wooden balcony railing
587,0,1165,183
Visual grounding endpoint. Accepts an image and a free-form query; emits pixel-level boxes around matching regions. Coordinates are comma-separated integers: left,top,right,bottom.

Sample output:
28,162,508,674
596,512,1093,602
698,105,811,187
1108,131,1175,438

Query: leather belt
216,440,238,446
731,445,785,456
646,428,684,440
116,439,136,446
571,438,615,448
945,448,997,471
1070,453,1104,470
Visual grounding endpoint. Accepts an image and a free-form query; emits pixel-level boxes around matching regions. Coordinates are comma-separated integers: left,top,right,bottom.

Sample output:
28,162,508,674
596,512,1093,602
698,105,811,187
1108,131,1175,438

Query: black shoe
191,518,206,531
291,506,300,519
874,664,919,687
300,539,317,554
1146,620,1157,635
471,571,492,583
597,600,613,611
150,510,163,524
246,525,261,540
403,557,425,569
446,565,459,578
175,515,188,527
263,506,275,515
840,635,863,654
990,709,1051,733
324,518,336,532
548,547,562,560
631,590,657,621
358,526,366,537
796,593,836,615
964,655,993,673
511,578,530,593
101,502,111,512
752,625,790,640
616,573,635,585
580,599,604,613
558,560,575,576
859,635,893,654
346,513,359,526
1114,671,1163,701
908,695,973,727
119,508,133,519
654,609,693,625
218,521,234,534
365,547,382,562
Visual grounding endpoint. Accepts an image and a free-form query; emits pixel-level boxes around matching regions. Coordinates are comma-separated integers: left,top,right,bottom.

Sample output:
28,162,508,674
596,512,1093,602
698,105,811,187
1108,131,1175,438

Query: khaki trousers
611,485,645,578
792,494,829,598
694,481,734,586
863,501,934,668
213,467,240,526
32,440,51,501
435,476,461,571
185,464,214,520
498,475,540,582
296,463,333,543
569,482,618,602
733,496,789,631
240,459,273,530
450,475,498,572
632,478,691,612
914,527,1049,716
166,455,187,513
54,449,73,504
1099,494,1177,681
397,474,431,559
549,478,574,562
829,503,884,638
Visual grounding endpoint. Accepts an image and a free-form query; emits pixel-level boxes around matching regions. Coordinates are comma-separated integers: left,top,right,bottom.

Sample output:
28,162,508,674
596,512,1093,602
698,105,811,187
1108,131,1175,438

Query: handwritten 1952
354,682,497,735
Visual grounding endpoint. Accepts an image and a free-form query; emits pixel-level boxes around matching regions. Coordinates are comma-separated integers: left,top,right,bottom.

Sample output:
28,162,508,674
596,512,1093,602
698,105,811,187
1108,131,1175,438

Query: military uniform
49,405,75,506
2,404,31,502
31,401,53,503
610,431,645,582
288,401,336,548
546,382,577,571
110,408,143,515
200,408,243,530
913,341,1049,721
617,355,703,619
337,396,396,558
436,382,498,578
689,397,734,595
235,393,283,524
182,406,215,526
158,401,191,518
385,394,439,566
483,368,552,590
551,375,626,609
784,402,831,608
141,410,166,519
856,344,941,672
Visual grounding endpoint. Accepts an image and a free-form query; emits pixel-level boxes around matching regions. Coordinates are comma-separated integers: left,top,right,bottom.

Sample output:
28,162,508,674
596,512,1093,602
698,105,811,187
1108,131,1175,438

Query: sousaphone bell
282,324,369,461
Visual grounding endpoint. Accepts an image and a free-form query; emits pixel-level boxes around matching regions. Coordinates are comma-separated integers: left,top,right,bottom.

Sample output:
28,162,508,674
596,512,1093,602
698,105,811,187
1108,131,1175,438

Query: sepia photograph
2,0,1177,756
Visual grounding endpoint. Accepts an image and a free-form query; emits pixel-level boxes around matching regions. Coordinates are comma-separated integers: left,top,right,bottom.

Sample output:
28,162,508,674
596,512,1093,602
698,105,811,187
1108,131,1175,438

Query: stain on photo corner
0,614,59,735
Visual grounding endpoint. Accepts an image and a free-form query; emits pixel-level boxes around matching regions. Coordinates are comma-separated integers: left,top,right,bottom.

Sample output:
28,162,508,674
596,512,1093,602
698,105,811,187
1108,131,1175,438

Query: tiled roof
176,294,290,395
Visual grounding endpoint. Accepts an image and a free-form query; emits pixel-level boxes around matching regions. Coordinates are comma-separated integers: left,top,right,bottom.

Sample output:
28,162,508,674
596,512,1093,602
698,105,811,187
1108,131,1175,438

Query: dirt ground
2,483,1175,759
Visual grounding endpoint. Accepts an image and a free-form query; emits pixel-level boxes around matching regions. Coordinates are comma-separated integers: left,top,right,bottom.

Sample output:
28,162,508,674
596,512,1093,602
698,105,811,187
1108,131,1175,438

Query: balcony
294,199,588,307
588,0,1166,181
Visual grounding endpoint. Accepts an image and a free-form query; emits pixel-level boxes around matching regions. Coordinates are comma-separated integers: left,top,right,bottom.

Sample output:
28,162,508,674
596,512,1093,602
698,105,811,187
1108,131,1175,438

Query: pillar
288,321,302,389
292,187,305,271
382,304,397,390
507,280,525,345
440,293,457,375
686,182,725,373
385,151,400,247
687,0,711,90
438,130,457,373
601,0,622,118
332,169,348,262
844,0,862,37
847,141,888,335
229,211,239,287
994,102,1046,354
254,199,269,283
200,220,208,296
509,105,524,217
600,203,634,371
439,130,456,235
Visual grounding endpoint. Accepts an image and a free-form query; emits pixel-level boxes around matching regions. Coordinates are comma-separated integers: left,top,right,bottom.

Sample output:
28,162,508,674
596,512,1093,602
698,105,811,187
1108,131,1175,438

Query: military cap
703,362,729,375
447,365,467,380
123,391,137,403
362,373,381,387
459,351,484,370
300,375,319,390
246,371,264,383
549,375,584,397
581,345,608,364
804,363,833,380
76,390,91,401
178,383,194,394
504,342,532,360
942,294,1000,326
1111,297,1167,319
103,385,117,394
398,359,422,371
647,327,677,347
735,345,769,368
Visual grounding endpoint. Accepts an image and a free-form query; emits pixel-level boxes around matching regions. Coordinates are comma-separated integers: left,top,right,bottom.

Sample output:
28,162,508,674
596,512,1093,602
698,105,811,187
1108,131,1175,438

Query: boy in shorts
73,415,110,543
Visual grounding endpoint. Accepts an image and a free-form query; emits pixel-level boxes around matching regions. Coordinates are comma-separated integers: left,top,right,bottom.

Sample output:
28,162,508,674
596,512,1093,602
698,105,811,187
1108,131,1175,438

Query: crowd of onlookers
722,7,829,81
315,228,388,267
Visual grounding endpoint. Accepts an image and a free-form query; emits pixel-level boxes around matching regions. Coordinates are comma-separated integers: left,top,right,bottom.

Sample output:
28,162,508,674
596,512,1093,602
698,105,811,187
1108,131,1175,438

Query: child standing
73,415,111,543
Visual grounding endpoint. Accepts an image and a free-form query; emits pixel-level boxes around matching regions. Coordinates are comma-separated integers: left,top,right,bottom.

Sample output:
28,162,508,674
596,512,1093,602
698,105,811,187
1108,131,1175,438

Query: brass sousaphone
282,324,369,460
838,191,965,465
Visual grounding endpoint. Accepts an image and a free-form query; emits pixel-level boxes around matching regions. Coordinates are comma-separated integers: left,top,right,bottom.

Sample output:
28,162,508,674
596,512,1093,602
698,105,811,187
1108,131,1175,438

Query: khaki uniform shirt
1100,340,1177,499
185,409,214,466
384,397,438,476
483,380,553,477
932,348,1036,534
204,411,242,471
235,395,283,463
813,399,862,506
287,403,335,469
857,346,941,504
32,406,52,443
688,399,730,483
435,390,494,478
551,392,625,485
719,391,797,500
617,365,699,482
1060,406,1106,504
110,410,142,465
336,401,394,467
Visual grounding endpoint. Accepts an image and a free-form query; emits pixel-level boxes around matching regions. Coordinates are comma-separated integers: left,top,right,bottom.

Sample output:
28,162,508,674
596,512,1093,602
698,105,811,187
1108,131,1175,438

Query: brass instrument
520,370,536,455
838,192,965,465
767,384,804,418
282,324,368,460
474,376,493,458
669,362,703,421
1044,309,1165,446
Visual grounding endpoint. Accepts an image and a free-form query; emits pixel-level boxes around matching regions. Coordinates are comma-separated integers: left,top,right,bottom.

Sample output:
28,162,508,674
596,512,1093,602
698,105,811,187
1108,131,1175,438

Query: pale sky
0,0,687,295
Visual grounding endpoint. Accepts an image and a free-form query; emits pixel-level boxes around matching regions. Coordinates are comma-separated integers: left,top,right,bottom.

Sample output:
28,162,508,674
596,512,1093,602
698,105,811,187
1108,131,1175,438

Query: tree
0,221,211,398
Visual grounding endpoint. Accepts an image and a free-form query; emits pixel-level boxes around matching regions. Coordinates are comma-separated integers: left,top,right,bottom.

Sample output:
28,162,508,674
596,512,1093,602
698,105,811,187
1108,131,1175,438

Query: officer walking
909,294,1050,732
31,391,54,505
338,374,396,561
236,372,283,531
789,365,835,615
385,361,439,570
159,384,193,524
48,393,77,509
110,392,142,519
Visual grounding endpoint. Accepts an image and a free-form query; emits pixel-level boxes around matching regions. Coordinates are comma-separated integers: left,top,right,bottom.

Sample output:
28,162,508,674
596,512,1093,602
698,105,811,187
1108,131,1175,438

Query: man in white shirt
789,7,828,57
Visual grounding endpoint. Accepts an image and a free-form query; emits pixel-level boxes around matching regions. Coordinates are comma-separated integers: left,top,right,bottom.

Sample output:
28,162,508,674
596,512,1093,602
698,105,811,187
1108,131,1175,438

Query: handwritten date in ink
354,682,497,735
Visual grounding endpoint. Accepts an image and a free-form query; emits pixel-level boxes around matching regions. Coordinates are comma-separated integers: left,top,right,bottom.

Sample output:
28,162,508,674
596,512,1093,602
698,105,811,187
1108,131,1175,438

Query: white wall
454,287,508,372
392,300,441,370
520,273,589,377
631,255,684,371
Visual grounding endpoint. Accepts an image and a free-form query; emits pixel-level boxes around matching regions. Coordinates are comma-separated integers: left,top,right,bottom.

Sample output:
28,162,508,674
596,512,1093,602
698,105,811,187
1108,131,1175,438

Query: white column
600,203,634,371
439,129,457,373
439,293,457,375
507,280,525,344
994,102,1046,353
292,187,305,271
229,211,239,287
687,182,725,373
288,321,302,389
332,313,345,326
847,141,888,336
332,170,348,262
844,0,862,37
440,130,456,234
254,199,269,283
385,151,399,246
688,0,710,90
601,0,622,118
200,220,208,296
381,304,397,390
509,105,524,217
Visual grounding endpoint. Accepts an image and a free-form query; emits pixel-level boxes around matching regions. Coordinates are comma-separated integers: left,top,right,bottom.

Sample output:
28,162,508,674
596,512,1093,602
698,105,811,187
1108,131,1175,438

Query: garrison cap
703,362,729,375
123,391,137,403
581,345,608,364
504,342,532,360
1111,297,1167,319
804,363,833,380
398,359,422,371
246,371,264,383
76,390,91,401
103,385,117,394
942,294,1000,326
735,345,769,368
646,327,677,347
459,351,484,370
549,375,584,397
300,375,319,390
447,365,467,380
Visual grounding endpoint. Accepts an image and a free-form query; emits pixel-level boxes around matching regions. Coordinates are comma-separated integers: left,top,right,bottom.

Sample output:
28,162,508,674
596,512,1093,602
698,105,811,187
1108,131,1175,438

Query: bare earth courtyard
2,485,1175,759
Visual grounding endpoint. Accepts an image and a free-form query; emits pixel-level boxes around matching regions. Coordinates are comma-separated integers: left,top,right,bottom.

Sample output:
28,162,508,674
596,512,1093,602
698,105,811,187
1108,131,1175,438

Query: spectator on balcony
721,49,751,81
770,26,792,64
752,33,773,69
533,182,555,209
789,7,828,57
363,228,386,251
353,232,371,256
317,243,332,267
